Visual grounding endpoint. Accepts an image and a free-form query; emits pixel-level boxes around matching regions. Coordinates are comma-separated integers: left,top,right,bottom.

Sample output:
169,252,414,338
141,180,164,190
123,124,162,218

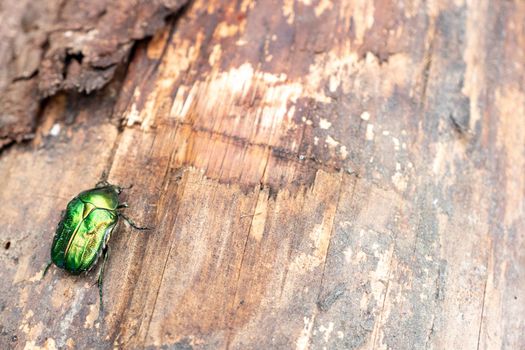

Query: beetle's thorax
78,185,120,210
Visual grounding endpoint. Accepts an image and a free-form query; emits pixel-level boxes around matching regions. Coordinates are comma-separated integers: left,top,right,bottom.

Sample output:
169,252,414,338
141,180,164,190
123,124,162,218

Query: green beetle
43,182,148,309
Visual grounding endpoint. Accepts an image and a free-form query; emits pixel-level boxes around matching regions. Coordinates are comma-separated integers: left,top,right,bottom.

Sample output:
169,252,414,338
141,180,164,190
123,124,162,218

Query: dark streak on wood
316,283,346,312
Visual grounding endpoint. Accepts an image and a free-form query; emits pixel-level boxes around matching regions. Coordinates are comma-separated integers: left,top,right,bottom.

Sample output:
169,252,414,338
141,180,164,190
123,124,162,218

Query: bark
1,0,524,349
0,0,188,148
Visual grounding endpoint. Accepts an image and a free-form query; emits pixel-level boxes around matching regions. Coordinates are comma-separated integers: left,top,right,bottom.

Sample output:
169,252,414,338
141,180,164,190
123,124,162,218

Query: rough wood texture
0,0,188,148
1,0,524,349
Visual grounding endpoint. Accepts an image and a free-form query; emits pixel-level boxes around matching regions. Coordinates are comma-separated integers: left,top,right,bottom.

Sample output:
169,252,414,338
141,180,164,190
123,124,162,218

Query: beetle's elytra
44,182,148,309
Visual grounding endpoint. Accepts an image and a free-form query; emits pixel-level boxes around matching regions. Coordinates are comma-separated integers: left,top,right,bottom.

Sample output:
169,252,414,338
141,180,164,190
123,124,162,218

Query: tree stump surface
1,0,524,349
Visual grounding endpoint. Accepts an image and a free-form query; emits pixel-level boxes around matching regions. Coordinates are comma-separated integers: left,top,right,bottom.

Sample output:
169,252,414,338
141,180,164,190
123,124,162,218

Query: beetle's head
114,184,133,195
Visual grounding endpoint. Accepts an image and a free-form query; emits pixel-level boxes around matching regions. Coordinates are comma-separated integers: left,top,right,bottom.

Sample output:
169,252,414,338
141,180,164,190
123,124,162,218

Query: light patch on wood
12,253,32,284
328,75,339,92
392,137,400,150
84,303,99,328
319,118,332,129
50,279,75,309
426,0,451,17
315,0,333,17
340,145,348,159
432,141,448,175
58,288,86,348
125,100,141,127
306,44,412,101
355,186,403,233
325,135,339,147
283,0,295,24
28,322,44,344
134,36,205,129
404,0,423,18
376,53,414,96
360,111,370,121
208,44,222,66
236,38,248,46
249,189,269,242
391,172,408,192
138,90,159,131
495,86,525,226
311,174,338,251
160,37,203,79
360,292,369,310
291,252,325,273
164,42,411,177
49,123,61,137
342,0,375,45
318,322,334,342
171,85,196,122
170,85,188,121
170,63,303,133
290,171,340,274
28,268,44,282
369,241,394,303
350,250,367,266
462,0,489,132
19,312,45,347
296,316,315,350
343,245,353,264
19,309,34,334
147,26,172,59
366,123,374,140
240,0,253,12
23,338,57,350
308,48,359,97
215,22,241,38
124,34,204,125
18,286,30,310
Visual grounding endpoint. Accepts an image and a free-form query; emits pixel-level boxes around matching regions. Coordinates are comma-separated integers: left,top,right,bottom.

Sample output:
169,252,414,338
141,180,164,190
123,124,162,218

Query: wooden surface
1,0,524,349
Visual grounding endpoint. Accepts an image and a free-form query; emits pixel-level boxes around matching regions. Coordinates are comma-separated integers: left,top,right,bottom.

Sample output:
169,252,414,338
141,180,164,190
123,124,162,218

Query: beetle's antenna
98,170,109,184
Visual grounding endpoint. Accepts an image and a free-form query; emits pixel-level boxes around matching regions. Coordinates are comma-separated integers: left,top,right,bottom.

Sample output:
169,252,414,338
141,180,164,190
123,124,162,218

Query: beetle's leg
98,246,110,311
42,261,52,278
119,213,150,231
117,203,129,209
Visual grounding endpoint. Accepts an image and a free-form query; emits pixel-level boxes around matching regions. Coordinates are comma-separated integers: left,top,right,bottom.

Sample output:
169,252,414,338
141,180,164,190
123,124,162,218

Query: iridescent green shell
50,186,120,274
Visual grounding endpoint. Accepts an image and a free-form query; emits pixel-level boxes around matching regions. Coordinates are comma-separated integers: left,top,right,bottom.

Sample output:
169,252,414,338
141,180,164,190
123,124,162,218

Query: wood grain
0,0,524,349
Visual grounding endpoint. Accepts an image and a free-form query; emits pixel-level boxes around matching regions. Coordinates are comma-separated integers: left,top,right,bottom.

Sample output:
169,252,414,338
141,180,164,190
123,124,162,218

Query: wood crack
476,252,490,350
419,19,437,111
371,228,396,350
224,187,263,350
